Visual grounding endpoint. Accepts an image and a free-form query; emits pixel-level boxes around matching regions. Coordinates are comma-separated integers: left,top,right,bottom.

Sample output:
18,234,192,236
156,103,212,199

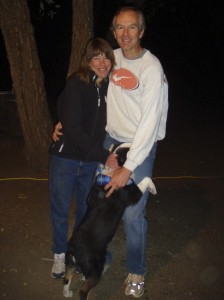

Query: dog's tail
137,177,157,195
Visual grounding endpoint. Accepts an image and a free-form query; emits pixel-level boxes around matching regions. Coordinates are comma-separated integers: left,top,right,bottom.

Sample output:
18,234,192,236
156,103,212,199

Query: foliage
28,0,61,20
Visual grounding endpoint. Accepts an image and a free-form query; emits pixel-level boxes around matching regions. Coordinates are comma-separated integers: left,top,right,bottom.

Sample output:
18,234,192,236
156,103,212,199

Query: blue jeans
49,155,98,254
104,134,157,275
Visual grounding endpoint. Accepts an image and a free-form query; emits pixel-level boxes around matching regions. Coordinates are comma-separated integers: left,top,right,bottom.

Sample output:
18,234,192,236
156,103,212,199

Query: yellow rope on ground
0,175,223,181
0,177,48,181
153,175,224,180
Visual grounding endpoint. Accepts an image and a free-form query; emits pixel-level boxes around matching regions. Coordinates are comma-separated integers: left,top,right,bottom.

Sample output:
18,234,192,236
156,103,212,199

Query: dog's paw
138,177,157,195
63,285,73,297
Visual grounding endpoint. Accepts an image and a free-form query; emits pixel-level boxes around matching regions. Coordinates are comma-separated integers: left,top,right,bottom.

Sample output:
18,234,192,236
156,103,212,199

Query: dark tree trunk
67,0,93,77
0,0,53,170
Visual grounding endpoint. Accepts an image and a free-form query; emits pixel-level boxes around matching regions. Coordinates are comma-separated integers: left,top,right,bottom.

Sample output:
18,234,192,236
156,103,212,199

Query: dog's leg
63,278,73,297
63,264,75,297
137,177,157,195
78,259,104,300
79,274,101,300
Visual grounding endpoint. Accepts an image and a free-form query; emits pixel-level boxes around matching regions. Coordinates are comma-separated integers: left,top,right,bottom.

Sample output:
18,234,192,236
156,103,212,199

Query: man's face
113,10,144,58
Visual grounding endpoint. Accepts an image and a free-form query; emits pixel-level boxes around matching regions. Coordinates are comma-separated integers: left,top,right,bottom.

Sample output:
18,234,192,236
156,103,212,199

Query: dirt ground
0,91,224,300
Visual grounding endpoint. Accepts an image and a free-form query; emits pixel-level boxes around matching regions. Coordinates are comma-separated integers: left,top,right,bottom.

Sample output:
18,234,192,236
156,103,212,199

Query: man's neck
122,47,143,60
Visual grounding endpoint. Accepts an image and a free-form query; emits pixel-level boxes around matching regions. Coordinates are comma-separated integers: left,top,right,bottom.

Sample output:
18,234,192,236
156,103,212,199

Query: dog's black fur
63,147,143,299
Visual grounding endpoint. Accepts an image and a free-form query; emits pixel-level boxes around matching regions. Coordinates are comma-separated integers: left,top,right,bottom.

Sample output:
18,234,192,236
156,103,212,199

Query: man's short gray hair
112,6,146,31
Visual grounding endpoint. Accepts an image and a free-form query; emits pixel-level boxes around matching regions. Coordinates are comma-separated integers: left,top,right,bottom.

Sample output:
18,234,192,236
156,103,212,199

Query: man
103,6,168,298
53,6,168,298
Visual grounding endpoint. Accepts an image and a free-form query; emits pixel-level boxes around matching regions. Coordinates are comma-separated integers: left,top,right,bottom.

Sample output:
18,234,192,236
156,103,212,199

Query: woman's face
89,53,112,79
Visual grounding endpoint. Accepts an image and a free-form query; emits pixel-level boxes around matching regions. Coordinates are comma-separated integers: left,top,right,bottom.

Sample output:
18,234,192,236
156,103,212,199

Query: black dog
63,146,156,299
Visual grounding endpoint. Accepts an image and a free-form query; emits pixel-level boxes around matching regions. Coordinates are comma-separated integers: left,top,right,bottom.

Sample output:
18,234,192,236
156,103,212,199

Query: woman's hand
52,122,62,141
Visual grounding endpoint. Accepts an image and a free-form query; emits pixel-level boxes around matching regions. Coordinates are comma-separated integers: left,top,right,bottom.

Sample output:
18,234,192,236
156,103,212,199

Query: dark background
0,0,223,120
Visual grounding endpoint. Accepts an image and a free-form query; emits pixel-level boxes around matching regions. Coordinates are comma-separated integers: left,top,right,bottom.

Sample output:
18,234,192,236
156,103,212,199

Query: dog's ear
115,147,129,166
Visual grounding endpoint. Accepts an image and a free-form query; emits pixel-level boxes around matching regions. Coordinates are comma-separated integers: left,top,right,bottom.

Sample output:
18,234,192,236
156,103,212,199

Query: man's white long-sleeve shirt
106,48,168,172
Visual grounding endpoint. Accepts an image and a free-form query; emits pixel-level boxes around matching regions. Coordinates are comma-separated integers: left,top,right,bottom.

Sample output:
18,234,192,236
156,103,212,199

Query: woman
49,38,116,279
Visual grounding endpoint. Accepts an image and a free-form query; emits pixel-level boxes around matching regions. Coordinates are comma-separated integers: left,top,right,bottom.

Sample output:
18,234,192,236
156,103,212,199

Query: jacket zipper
85,85,101,160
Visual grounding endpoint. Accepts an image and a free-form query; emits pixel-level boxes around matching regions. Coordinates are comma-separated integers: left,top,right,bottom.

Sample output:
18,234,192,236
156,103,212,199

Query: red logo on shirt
111,68,139,90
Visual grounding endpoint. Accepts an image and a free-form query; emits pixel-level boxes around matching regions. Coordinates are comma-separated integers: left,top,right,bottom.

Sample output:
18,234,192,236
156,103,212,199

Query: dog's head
111,144,130,167
115,147,129,167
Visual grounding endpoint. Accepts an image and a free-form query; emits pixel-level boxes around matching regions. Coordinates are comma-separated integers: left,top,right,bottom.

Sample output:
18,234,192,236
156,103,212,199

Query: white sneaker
125,273,144,298
51,253,65,279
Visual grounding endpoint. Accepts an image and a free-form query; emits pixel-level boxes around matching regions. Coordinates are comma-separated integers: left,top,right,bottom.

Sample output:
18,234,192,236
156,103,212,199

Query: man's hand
105,153,119,172
104,167,132,198
52,122,62,141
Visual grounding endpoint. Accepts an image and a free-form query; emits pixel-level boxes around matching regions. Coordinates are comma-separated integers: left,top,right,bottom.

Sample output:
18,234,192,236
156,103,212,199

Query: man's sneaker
51,253,65,279
125,273,144,298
